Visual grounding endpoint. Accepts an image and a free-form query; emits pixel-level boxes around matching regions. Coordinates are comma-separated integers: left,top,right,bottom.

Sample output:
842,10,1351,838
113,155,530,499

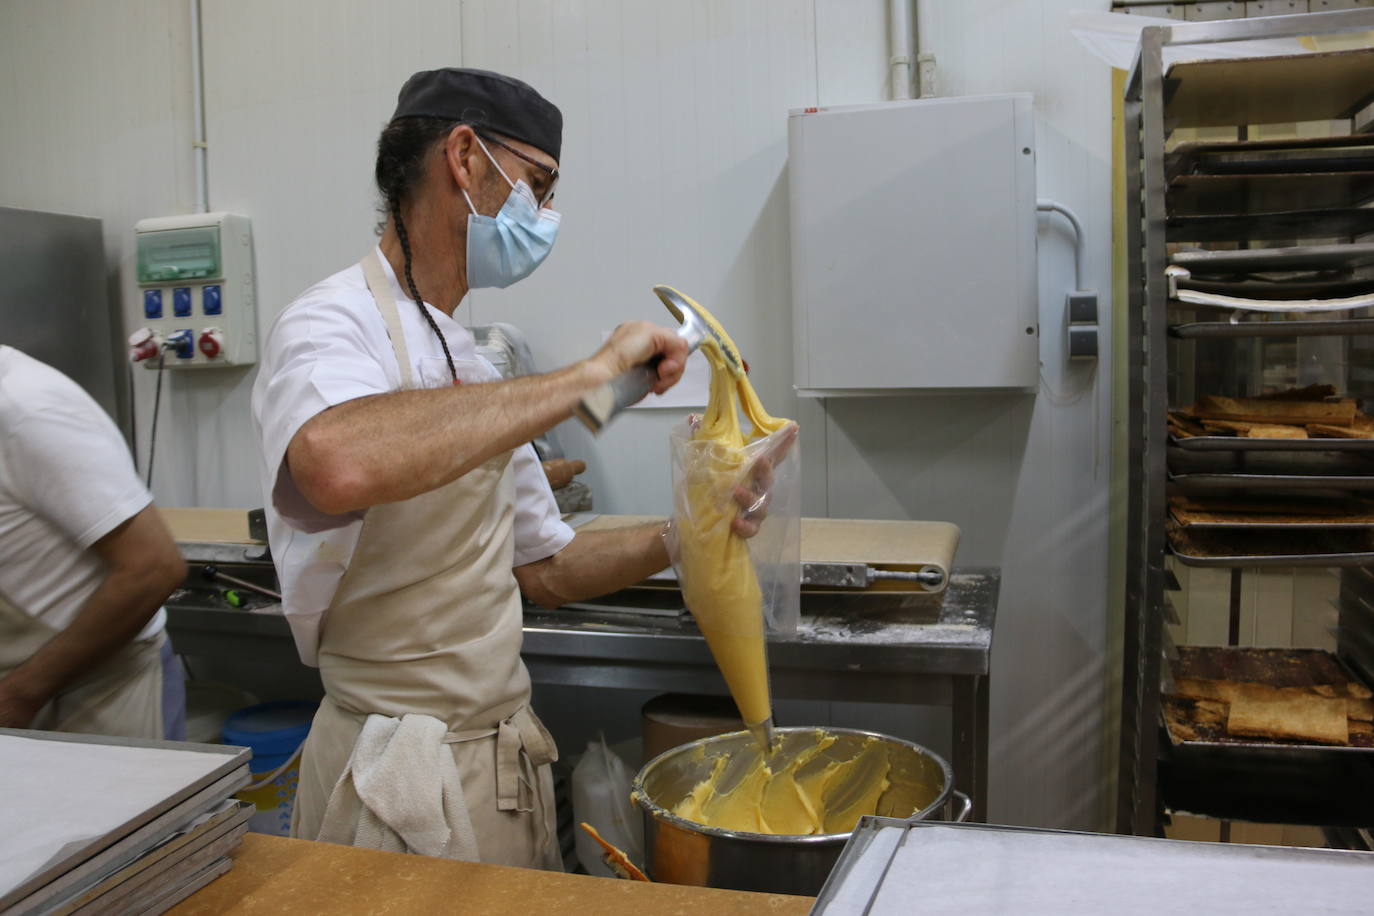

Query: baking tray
1163,647,1374,755
1167,134,1374,179
1169,317,1374,338
1167,523,1374,568
1171,434,1374,452
1170,472,1374,491
1167,207,1374,243
1159,741,1374,826
1170,545,1374,568
1168,447,1374,486
0,731,250,913
814,819,1374,914
1174,276,1374,300
1169,511,1374,530
1168,172,1374,215
1163,49,1374,130
1171,241,1374,273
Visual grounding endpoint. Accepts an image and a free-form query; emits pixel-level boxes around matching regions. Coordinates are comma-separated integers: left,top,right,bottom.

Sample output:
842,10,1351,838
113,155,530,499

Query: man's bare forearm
0,572,169,706
514,523,670,609
289,360,609,514
0,509,185,724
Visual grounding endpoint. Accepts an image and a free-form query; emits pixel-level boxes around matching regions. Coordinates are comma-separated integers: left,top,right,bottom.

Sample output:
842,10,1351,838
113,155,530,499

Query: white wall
0,0,1114,829
0,0,196,474
911,0,1115,829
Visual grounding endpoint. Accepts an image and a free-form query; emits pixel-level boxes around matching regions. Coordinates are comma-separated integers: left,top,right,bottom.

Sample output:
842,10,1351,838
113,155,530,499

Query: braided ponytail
375,117,462,384
392,203,457,384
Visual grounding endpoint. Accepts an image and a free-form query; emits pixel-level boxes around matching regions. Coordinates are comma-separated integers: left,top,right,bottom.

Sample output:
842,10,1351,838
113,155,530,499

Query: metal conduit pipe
190,0,209,212
1037,198,1087,291
888,0,915,100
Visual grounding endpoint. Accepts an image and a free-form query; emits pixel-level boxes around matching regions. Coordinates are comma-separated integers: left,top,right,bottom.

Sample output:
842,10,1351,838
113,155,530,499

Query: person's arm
288,321,688,515
513,522,669,610
0,506,186,728
513,453,784,609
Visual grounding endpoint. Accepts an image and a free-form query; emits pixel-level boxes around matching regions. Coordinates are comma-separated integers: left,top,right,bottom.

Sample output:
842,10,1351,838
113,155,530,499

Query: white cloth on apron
290,250,561,870
317,712,476,858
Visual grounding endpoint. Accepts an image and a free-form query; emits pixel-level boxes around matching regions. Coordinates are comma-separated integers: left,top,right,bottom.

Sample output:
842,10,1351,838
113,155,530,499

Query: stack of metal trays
811,819,1374,914
0,729,251,915
1164,132,1374,336
1161,133,1374,548
1165,417,1374,566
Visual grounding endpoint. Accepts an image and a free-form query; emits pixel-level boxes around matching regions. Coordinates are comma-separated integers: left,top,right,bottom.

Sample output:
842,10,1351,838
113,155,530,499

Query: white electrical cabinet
788,94,1038,393
129,212,257,369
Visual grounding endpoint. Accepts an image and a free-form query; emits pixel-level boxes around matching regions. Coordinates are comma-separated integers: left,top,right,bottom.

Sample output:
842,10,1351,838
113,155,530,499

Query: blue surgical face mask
462,136,561,289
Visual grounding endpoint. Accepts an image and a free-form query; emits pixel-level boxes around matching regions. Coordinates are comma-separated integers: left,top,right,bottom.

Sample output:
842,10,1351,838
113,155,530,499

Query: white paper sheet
850,825,1374,915
0,735,230,897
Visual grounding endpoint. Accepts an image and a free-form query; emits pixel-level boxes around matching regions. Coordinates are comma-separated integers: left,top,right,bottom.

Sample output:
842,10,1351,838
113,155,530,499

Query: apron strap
360,249,415,389
444,705,558,812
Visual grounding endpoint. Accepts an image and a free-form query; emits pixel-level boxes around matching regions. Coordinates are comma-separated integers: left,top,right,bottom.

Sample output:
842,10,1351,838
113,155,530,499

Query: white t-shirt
0,347,163,640
251,247,575,666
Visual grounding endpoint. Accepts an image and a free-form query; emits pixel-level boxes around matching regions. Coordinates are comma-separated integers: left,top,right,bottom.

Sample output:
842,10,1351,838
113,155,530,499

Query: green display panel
136,226,221,282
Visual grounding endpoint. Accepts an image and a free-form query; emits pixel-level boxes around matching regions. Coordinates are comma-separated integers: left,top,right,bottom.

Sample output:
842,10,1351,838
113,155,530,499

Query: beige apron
290,251,560,870
0,587,164,738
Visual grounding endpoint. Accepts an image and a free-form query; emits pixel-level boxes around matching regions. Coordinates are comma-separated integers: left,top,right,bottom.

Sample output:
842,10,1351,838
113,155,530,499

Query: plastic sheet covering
571,736,643,877
1069,11,1308,72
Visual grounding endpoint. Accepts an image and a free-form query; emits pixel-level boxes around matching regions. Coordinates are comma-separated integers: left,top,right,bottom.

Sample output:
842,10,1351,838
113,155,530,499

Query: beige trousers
28,633,166,739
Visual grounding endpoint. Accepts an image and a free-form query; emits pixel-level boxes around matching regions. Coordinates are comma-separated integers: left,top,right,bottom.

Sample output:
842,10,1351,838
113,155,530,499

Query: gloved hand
729,422,798,538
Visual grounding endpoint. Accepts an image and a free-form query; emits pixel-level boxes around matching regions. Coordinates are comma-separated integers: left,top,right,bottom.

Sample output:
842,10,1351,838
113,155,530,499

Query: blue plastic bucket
222,701,318,836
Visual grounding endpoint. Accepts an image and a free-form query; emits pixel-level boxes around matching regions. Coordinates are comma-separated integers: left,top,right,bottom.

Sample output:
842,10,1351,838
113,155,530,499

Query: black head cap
391,67,562,163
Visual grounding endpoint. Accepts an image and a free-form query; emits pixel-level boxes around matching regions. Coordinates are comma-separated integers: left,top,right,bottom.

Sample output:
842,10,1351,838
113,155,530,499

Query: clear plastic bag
659,288,800,739
669,416,801,634
571,736,643,877
666,411,800,739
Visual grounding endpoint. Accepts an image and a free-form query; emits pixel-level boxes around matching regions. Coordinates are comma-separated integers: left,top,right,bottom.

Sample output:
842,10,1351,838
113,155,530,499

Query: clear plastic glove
730,422,798,538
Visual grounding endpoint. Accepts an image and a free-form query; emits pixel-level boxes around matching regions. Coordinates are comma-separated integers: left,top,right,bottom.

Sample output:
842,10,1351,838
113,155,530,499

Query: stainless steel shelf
1169,545,1374,569
1170,317,1374,339
1167,207,1374,243
1172,517,1374,531
1169,172,1374,215
1171,241,1374,273
1164,48,1374,130
1170,472,1374,491
1171,434,1374,452
1167,133,1374,180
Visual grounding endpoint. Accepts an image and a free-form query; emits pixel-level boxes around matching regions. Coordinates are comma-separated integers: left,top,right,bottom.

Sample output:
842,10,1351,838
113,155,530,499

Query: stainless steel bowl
631,726,969,896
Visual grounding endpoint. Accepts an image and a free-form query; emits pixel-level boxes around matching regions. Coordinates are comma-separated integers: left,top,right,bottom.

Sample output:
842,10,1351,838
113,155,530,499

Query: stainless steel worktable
167,545,997,820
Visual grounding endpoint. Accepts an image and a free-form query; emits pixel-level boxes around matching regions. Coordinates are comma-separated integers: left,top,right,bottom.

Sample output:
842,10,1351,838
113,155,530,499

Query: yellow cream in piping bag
669,289,794,744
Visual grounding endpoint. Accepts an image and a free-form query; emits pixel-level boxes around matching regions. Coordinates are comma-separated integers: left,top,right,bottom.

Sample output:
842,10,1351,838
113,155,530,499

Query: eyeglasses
476,130,559,206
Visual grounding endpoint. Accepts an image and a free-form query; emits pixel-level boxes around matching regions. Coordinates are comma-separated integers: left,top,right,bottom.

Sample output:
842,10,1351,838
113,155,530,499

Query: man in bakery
252,67,773,867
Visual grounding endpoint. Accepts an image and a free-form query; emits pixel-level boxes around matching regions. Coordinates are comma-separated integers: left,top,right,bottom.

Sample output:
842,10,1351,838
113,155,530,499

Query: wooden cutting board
159,508,263,545
573,515,960,578
167,834,812,915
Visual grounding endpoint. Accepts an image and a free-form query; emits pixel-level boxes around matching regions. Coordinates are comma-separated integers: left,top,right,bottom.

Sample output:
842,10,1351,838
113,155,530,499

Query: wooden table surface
169,834,814,916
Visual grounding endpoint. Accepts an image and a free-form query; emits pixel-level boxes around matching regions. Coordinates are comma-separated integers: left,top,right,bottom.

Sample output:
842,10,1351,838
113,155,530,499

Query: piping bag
658,286,798,752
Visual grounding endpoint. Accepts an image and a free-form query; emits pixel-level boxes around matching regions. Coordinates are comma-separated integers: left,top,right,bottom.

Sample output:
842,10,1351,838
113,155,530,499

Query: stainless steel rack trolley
1120,9,1374,839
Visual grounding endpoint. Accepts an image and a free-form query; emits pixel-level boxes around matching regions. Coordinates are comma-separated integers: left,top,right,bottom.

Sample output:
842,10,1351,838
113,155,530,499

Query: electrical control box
788,94,1038,393
129,212,257,368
